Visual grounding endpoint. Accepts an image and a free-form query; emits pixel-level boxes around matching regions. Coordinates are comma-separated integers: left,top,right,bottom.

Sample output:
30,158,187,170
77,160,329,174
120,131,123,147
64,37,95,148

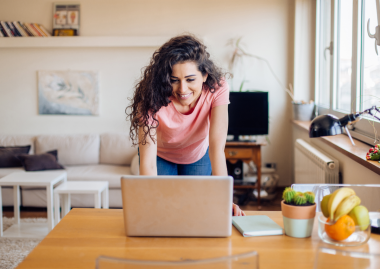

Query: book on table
232,215,283,237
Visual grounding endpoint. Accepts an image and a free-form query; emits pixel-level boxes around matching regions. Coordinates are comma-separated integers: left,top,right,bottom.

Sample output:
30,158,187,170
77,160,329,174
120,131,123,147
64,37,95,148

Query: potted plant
227,37,315,121
281,187,316,238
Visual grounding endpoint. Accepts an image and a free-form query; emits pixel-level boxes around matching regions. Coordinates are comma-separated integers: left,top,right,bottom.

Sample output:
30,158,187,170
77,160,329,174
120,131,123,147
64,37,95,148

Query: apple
321,194,331,218
348,205,370,231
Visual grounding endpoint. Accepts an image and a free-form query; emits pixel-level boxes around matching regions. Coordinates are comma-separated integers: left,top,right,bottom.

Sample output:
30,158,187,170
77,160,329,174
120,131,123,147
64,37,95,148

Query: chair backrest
96,251,259,269
291,184,380,212
314,247,380,269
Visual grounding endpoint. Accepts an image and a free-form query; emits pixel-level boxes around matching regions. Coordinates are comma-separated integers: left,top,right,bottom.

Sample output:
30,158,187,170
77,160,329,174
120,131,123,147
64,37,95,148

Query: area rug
0,217,46,269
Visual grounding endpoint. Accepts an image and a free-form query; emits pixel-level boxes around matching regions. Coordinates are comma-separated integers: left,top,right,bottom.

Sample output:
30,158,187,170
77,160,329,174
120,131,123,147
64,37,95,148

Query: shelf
292,120,380,175
0,36,171,48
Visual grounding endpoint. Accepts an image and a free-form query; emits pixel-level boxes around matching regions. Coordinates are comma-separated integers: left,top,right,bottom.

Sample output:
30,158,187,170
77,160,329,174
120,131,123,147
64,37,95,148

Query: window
315,0,380,145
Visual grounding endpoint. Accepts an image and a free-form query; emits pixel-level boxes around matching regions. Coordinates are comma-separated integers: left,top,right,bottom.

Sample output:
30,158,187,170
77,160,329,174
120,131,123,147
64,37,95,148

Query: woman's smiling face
170,61,207,111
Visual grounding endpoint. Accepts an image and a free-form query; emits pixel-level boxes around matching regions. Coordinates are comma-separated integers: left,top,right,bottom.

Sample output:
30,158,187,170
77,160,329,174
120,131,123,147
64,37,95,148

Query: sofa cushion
17,150,65,171
99,133,137,165
35,134,100,166
0,167,24,179
0,145,31,168
66,164,131,188
0,135,35,154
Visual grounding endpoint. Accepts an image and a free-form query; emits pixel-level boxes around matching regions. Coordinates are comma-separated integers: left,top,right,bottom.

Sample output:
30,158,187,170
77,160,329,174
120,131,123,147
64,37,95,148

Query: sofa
0,133,139,208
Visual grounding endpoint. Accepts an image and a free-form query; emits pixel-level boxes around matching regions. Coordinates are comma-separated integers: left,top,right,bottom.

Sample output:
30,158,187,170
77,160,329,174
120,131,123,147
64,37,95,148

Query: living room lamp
309,106,380,145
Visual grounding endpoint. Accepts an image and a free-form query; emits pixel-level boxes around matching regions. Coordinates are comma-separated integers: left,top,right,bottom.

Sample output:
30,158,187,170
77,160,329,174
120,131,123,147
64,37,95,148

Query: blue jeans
138,148,212,175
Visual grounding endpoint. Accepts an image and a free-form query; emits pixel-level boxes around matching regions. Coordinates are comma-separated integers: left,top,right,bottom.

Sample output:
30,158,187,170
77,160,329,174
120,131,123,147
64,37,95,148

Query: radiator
295,139,339,184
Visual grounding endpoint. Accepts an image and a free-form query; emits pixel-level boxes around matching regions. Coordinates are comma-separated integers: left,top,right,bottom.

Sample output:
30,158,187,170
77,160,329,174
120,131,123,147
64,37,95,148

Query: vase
281,200,316,238
292,102,315,121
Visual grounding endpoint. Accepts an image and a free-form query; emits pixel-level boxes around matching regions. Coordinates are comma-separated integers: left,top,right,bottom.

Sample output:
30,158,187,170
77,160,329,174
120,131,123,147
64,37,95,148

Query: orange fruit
325,215,355,241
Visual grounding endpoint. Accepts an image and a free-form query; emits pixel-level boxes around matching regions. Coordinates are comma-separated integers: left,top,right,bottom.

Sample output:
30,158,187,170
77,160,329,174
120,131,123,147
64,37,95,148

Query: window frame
315,0,380,146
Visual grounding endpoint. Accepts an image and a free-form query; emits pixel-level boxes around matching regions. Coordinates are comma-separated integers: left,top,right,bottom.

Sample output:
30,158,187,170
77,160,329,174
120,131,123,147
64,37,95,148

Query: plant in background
282,187,315,206
227,37,295,101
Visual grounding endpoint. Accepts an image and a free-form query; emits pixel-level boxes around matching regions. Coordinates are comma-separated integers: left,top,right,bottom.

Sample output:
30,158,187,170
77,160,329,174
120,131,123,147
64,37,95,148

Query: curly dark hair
126,34,229,146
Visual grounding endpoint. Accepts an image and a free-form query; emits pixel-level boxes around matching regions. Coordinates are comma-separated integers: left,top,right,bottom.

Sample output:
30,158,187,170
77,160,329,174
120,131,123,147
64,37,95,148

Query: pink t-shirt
155,81,230,164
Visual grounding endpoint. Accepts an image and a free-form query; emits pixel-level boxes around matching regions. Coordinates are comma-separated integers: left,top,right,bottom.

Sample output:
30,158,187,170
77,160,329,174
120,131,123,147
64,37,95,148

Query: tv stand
224,141,266,210
227,135,257,142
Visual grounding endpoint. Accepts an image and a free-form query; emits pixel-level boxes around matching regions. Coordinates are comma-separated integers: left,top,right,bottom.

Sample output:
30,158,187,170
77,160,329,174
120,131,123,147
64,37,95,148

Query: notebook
120,175,233,237
232,215,283,237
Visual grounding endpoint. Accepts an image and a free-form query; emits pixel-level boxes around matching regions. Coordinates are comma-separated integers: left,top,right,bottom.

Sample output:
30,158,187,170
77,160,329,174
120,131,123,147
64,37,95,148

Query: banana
328,187,356,220
321,194,331,218
333,194,361,221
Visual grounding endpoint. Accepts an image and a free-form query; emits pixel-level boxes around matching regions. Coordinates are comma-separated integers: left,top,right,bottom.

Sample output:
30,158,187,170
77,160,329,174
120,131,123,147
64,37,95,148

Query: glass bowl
318,214,371,247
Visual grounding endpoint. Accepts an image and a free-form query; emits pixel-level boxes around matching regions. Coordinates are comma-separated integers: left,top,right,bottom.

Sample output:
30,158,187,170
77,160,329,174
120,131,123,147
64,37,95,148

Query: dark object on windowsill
309,106,380,145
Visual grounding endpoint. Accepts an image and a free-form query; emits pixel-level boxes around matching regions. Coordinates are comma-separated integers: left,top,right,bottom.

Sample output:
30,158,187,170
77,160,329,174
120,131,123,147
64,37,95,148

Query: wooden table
16,209,380,269
225,141,266,209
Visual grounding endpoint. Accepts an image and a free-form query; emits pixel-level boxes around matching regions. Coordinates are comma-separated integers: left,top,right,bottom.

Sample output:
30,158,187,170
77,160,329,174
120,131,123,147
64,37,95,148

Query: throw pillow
16,150,65,171
0,145,31,168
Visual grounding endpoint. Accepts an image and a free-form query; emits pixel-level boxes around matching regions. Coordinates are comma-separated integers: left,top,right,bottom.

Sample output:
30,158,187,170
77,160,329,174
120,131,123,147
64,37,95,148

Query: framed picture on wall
53,2,80,36
38,70,99,116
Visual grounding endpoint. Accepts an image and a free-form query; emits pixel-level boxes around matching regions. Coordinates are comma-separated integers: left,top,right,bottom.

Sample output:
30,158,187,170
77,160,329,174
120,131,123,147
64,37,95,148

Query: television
227,92,269,141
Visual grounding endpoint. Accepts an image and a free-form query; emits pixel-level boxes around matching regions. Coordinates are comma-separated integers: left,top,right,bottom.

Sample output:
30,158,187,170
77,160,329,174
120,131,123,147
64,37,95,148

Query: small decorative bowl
318,215,371,247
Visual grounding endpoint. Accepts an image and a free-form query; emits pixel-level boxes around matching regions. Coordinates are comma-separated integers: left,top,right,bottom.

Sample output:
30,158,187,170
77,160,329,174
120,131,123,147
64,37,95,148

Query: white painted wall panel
0,0,295,186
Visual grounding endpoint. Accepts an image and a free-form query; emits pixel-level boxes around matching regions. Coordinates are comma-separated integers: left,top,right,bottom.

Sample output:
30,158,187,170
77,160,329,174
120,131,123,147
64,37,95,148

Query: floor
2,189,283,219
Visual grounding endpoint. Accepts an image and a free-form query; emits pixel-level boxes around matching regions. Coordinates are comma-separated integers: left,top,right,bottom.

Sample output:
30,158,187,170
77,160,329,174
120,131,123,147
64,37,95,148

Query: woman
126,35,245,216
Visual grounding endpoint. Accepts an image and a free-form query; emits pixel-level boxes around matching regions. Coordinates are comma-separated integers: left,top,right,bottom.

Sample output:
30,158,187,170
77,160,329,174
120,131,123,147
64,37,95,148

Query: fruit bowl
318,215,371,247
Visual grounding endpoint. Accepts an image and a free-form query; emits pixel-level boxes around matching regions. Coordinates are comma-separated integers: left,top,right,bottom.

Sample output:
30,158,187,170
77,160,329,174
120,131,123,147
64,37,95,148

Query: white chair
314,247,380,269
291,184,380,212
96,251,259,269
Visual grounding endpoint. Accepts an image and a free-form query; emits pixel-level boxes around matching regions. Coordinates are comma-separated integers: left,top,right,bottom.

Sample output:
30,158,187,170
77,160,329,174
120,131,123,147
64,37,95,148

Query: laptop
120,175,233,237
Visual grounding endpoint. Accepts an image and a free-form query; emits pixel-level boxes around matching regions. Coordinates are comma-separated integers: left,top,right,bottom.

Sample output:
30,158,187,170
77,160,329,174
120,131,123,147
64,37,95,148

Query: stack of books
0,21,51,37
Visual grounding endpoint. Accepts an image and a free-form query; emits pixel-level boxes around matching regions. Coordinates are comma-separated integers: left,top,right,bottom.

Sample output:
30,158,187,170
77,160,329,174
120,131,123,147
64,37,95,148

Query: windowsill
292,120,380,176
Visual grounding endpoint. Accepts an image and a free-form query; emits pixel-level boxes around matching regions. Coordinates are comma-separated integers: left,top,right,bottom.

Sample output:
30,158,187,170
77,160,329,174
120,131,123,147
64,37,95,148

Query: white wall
0,0,295,186
293,0,316,103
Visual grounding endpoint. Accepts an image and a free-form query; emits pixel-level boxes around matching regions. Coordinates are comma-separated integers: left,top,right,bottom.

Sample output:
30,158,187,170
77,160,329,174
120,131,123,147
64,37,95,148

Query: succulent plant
282,187,315,206
294,193,307,205
304,191,315,204
282,187,296,203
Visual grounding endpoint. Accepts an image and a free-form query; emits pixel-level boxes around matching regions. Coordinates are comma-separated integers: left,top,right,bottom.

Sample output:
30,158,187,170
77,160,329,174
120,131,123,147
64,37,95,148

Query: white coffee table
0,171,67,238
54,181,109,225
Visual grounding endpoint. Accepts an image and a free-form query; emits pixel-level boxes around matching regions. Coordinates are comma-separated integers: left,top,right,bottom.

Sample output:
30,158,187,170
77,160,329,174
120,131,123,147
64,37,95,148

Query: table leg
94,192,101,208
46,185,54,231
0,187,3,237
54,193,60,225
257,151,262,211
102,187,109,209
63,193,71,216
13,185,20,225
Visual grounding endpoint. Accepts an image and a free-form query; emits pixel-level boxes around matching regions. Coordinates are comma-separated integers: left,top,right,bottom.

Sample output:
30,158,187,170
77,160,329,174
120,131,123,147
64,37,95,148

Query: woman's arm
209,104,229,176
209,104,246,216
138,126,158,176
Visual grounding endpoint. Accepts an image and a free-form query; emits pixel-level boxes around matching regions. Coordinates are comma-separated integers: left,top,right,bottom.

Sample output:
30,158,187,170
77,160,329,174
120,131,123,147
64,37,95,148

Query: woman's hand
232,203,246,216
